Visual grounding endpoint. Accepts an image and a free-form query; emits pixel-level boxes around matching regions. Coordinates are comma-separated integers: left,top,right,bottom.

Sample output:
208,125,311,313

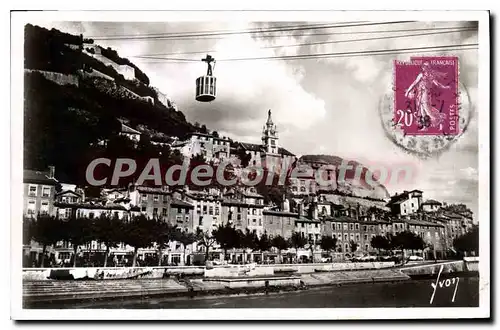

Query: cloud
31,20,479,215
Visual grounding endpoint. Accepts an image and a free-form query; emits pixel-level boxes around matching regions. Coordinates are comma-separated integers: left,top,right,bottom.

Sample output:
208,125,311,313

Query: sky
32,20,480,216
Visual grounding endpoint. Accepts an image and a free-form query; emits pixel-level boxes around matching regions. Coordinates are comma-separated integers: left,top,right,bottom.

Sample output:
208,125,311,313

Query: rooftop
24,169,58,185
170,198,194,208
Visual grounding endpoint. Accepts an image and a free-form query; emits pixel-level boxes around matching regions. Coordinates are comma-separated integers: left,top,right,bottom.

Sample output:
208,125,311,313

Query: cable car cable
91,21,413,40
131,28,474,59
87,21,372,39
131,43,478,63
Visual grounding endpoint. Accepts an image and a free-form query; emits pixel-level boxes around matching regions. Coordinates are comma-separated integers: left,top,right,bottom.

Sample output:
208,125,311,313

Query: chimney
48,166,55,179
298,202,304,216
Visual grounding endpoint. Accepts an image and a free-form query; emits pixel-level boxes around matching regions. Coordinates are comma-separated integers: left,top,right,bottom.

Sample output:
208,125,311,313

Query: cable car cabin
196,54,217,102
195,75,216,102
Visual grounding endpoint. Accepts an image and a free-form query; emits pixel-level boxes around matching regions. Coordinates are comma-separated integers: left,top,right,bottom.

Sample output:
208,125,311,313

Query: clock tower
262,109,279,154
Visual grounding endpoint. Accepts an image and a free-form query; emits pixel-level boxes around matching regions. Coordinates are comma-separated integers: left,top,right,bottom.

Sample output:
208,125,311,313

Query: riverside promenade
23,259,479,308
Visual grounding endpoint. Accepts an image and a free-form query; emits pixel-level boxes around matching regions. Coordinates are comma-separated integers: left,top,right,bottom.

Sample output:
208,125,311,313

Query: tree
240,229,259,263
174,229,197,265
151,221,175,266
271,235,289,264
453,225,479,256
289,232,307,262
62,216,95,267
349,240,359,253
320,235,337,259
195,228,217,263
30,215,64,267
213,223,240,261
258,232,272,252
370,235,389,254
23,216,33,246
121,215,154,267
93,214,124,267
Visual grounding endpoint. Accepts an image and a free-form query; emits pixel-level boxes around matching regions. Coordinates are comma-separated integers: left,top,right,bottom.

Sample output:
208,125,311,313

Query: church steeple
262,109,278,154
266,109,274,126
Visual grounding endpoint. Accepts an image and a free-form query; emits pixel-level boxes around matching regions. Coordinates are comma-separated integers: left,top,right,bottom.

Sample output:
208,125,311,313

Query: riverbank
24,268,410,308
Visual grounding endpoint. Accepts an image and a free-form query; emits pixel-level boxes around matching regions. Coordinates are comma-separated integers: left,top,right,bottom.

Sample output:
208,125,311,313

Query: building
262,210,297,239
168,191,195,232
23,167,58,218
128,185,170,220
233,110,296,173
387,189,423,215
421,199,442,212
184,188,223,233
172,132,231,163
405,218,446,259
120,123,141,143
221,189,266,236
54,189,84,219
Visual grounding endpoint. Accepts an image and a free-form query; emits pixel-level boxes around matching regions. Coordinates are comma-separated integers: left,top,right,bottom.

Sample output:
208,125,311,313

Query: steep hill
23,24,197,183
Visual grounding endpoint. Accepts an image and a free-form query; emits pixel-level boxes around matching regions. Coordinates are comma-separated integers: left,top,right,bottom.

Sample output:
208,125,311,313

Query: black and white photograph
10,10,490,320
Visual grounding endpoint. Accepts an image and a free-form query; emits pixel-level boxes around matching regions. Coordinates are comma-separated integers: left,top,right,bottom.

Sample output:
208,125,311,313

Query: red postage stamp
394,56,459,136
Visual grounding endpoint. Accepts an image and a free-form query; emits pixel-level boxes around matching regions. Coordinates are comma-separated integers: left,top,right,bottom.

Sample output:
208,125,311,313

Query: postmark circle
379,81,472,158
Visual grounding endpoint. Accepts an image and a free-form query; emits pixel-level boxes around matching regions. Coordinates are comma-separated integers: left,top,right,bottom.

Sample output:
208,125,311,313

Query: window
42,186,51,197
271,139,275,145
114,211,119,218
332,224,335,230
363,225,367,231
356,234,360,242
199,216,203,226
28,185,37,196
153,195,159,202
364,235,368,241
153,208,158,215
89,212,95,219
40,201,49,214
141,194,147,201
209,206,213,215
337,224,341,230
259,219,262,226
350,234,354,241
301,223,304,228
344,234,348,241
237,214,241,221
141,206,146,212
253,219,256,224
365,244,369,251
27,200,36,214
203,205,207,214
162,208,167,217
355,223,359,230
315,223,318,228
215,207,220,215
176,215,183,223
435,231,439,238
343,223,348,230
349,224,354,231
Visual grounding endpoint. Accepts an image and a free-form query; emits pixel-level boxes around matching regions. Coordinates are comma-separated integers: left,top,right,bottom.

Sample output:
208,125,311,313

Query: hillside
300,155,390,201
23,24,197,183
23,24,390,203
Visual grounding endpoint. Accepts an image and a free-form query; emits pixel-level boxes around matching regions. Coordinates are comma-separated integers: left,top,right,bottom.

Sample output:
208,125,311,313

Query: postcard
10,10,490,320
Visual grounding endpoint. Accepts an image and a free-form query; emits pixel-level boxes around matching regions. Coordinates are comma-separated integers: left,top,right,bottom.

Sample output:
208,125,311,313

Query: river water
76,277,479,309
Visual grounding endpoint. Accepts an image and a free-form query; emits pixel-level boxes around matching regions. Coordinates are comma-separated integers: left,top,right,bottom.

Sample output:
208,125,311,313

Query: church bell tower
262,109,278,154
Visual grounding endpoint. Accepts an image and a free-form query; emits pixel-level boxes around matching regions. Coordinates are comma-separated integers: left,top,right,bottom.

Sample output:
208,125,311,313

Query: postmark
379,55,472,158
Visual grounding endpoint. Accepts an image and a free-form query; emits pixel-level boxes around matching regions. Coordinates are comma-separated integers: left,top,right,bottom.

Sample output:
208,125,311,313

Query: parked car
409,255,424,261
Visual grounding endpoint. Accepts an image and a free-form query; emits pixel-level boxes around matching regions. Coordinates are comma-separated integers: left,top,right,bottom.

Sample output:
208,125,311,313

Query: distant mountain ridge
300,155,390,201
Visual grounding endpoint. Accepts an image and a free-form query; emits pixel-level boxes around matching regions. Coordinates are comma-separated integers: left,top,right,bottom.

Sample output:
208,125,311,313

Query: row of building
23,111,475,265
